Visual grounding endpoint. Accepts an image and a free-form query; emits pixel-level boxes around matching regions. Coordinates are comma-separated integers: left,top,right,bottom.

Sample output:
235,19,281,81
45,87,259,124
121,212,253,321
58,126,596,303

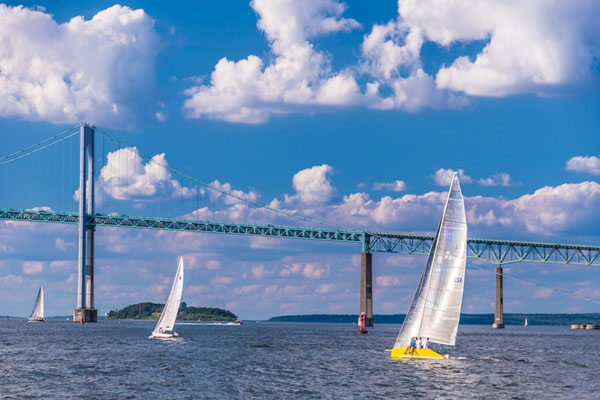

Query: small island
106,302,238,321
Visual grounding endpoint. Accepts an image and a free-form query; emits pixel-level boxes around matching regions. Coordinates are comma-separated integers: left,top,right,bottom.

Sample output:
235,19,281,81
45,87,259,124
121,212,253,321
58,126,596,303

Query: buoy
80,317,84,324
357,312,368,335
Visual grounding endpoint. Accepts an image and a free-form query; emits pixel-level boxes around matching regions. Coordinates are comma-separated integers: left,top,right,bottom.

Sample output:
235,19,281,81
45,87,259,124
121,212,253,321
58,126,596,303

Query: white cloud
433,168,515,187
96,148,197,201
430,1,600,96
23,261,44,275
287,164,335,204
183,0,361,123
433,168,473,186
375,275,402,287
565,154,600,175
182,1,600,123
302,262,328,279
372,180,407,192
0,5,159,127
510,181,600,235
0,274,24,286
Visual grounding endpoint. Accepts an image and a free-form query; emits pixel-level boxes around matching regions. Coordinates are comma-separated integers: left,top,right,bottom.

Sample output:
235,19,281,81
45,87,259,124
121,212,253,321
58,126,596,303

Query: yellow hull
386,347,446,360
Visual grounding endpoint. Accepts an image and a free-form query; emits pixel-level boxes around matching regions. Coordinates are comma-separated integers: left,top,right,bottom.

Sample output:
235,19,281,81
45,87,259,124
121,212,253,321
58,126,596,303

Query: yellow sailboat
387,172,467,360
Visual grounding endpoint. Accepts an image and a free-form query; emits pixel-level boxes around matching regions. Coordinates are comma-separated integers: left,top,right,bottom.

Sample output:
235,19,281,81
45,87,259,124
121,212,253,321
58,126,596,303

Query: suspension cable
0,127,80,166
468,263,600,305
97,128,353,230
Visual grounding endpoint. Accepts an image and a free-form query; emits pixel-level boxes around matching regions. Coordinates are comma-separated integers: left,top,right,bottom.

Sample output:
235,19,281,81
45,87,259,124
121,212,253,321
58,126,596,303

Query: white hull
149,332,179,339
27,318,45,322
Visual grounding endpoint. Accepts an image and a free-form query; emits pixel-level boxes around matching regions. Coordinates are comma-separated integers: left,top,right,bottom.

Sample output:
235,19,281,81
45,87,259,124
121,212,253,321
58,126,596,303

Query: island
105,302,238,321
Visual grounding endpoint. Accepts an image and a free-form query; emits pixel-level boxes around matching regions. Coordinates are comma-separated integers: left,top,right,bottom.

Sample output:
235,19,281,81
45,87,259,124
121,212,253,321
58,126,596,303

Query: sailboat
387,173,467,360
149,257,184,339
524,318,528,327
28,286,45,322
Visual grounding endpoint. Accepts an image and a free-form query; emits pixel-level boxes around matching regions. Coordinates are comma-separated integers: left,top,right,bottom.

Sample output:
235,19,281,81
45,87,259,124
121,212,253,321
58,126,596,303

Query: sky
0,0,599,319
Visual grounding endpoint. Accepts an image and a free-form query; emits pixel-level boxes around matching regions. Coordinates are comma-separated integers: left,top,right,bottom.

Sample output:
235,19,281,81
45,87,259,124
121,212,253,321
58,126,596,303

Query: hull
27,318,45,322
387,347,446,360
148,331,179,339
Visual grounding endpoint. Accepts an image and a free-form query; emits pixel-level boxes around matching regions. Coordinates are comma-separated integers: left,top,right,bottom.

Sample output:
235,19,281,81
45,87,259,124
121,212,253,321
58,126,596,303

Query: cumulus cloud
23,261,44,274
565,154,600,175
372,180,407,192
96,148,197,201
0,4,159,127
183,1,600,123
286,164,335,204
183,0,362,123
433,168,515,187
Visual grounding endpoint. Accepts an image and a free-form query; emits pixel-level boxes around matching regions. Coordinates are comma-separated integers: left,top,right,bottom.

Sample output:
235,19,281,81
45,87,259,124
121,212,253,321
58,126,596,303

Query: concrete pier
359,252,373,327
493,266,504,329
73,123,97,323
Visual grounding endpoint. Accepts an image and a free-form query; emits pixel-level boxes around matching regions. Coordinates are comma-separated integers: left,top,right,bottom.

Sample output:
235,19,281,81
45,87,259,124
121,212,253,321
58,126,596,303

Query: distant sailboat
149,258,184,339
524,318,528,327
387,173,467,360
28,286,45,322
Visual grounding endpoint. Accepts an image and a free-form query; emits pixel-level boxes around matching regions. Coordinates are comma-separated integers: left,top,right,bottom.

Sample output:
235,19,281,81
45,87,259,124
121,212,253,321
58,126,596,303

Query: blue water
1,321,598,399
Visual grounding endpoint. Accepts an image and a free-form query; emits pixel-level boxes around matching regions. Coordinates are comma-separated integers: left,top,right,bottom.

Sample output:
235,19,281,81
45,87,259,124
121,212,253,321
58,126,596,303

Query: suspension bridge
1,124,599,325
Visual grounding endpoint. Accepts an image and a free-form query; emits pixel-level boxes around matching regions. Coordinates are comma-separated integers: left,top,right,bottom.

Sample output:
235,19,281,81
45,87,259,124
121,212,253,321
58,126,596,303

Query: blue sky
1,0,599,319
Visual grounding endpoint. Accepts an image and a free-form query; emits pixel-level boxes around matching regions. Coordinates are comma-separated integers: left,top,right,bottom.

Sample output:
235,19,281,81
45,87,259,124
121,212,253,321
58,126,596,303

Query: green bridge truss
1,208,599,267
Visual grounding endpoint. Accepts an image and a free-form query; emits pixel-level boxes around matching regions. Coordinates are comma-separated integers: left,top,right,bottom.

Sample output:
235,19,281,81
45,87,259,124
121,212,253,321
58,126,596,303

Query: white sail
152,258,184,336
28,286,45,322
394,173,467,348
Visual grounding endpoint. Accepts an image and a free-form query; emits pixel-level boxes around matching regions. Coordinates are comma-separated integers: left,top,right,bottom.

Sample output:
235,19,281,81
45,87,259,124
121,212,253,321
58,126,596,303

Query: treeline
106,302,237,321
268,313,600,326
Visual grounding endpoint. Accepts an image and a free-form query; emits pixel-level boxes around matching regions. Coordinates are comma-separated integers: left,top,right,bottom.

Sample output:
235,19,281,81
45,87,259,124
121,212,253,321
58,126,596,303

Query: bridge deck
1,208,598,266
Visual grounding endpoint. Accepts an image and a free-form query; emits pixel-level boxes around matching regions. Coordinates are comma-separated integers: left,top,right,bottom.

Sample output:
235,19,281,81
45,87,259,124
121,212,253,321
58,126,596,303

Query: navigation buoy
358,312,368,335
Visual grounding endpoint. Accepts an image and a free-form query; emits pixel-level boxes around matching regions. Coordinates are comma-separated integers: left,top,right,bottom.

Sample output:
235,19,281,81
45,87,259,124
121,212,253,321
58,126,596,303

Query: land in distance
105,302,237,321
268,313,600,326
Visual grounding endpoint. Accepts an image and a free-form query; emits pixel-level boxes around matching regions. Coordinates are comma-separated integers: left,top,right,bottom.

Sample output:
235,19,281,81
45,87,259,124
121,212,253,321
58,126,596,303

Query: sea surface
1,320,598,399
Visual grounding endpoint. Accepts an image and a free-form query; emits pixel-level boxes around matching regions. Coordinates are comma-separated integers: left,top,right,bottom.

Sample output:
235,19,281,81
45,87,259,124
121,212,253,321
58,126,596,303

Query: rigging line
0,131,80,167
467,263,600,306
0,125,78,162
97,129,355,231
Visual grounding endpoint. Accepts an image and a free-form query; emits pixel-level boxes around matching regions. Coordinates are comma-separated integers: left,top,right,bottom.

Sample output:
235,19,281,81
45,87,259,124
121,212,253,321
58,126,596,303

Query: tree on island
106,302,237,321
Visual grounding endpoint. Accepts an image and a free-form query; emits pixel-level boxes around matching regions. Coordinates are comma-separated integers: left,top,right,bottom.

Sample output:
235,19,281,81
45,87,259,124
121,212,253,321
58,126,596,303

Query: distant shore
268,313,600,326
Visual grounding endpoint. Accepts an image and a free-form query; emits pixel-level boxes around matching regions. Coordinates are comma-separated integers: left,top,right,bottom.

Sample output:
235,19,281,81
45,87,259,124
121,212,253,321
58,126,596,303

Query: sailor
409,337,417,355
423,337,430,349
416,337,422,349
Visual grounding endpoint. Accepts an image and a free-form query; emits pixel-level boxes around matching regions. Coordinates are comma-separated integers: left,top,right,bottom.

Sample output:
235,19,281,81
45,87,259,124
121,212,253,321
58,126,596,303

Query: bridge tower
359,234,374,327
493,265,504,328
73,123,97,323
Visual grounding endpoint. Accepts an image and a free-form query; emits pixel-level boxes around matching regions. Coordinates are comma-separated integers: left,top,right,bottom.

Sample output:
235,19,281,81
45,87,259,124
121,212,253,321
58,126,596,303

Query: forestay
153,258,184,335
394,173,467,347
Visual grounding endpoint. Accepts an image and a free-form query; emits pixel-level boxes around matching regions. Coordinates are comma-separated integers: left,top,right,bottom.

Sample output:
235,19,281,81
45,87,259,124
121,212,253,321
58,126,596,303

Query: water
1,321,598,399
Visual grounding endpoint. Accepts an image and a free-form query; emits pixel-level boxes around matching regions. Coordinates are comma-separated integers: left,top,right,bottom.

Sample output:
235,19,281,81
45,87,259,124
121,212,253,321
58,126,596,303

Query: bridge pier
493,265,504,329
359,252,373,327
73,123,97,323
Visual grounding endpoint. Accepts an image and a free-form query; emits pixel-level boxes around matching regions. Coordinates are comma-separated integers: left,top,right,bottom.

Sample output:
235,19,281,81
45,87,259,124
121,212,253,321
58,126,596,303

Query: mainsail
393,173,467,348
28,286,45,322
152,258,184,335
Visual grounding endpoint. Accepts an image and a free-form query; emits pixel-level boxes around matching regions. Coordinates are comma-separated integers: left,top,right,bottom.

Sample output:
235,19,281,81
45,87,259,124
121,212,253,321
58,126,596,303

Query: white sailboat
524,318,528,327
387,173,467,359
28,286,45,322
149,257,184,339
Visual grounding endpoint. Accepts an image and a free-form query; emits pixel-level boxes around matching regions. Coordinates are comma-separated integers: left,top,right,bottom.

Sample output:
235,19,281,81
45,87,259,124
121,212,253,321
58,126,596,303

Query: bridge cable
97,128,356,231
0,126,79,166
467,263,600,305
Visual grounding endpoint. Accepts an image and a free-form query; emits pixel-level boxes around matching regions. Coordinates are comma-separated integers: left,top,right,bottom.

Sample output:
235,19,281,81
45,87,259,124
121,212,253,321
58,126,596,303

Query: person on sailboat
423,338,430,349
408,337,417,355
416,337,423,349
